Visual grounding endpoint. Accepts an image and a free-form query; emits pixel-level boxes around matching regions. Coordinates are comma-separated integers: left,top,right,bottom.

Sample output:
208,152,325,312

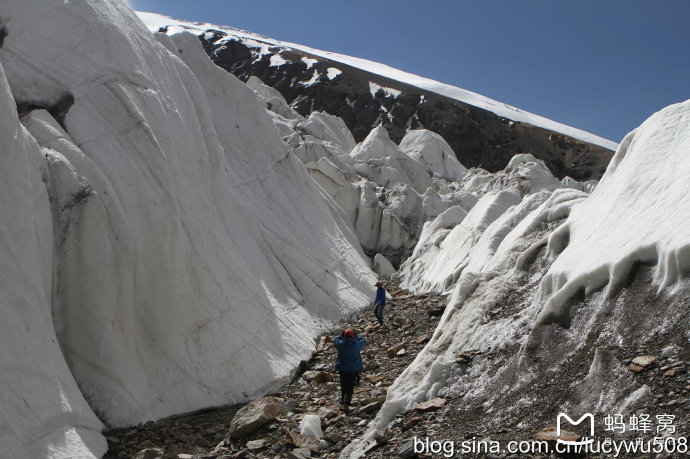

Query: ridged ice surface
0,1,374,456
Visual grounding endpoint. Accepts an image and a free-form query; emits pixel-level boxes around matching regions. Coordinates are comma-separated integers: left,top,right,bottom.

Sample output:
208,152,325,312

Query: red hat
344,328,355,338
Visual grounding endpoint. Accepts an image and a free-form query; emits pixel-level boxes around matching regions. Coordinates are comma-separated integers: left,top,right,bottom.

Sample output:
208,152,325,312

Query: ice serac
350,125,434,194
398,129,467,183
400,190,522,293
0,0,374,451
0,64,106,458
257,95,476,265
344,101,689,457
373,253,396,278
538,99,690,324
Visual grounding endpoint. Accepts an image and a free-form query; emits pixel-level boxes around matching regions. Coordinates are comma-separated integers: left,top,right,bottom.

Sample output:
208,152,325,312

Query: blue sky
127,0,690,143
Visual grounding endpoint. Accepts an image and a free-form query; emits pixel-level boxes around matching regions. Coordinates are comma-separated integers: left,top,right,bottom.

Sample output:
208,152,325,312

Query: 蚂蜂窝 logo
557,413,595,446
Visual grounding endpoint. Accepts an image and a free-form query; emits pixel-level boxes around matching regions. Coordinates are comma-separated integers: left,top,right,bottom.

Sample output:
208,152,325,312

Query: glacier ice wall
539,99,690,324
0,0,374,456
0,61,107,459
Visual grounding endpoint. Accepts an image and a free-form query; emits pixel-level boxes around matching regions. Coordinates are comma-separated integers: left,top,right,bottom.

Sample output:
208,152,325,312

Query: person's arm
356,335,367,349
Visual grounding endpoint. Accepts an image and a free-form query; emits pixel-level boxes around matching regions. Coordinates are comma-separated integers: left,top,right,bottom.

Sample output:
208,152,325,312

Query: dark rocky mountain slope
174,27,616,180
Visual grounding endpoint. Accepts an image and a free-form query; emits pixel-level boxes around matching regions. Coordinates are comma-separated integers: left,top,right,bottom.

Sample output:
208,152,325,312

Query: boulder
284,398,298,413
245,439,267,451
632,356,656,368
400,439,417,459
414,397,446,412
315,336,329,351
426,307,445,318
360,401,383,413
301,370,334,383
284,428,320,452
387,343,406,357
228,396,284,439
288,447,312,458
415,333,432,344
361,395,387,406
316,407,338,419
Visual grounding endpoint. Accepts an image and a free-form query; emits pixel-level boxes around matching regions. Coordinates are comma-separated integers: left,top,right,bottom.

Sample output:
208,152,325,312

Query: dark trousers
339,372,357,406
373,303,385,325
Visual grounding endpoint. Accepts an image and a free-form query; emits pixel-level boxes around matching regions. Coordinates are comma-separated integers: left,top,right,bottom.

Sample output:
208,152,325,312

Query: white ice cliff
0,63,107,458
0,1,375,456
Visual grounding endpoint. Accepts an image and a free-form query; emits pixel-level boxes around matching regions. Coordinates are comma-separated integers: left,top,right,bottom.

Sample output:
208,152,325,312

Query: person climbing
332,328,366,412
373,281,387,326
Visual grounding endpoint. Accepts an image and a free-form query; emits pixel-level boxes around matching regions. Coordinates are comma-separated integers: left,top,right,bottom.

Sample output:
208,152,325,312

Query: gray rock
360,401,383,413
317,407,338,419
399,438,417,458
361,395,386,406
284,398,298,413
246,439,267,451
301,370,334,383
228,396,284,438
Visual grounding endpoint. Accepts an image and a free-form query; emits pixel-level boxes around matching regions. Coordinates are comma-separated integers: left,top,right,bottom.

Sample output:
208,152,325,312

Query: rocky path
104,282,448,458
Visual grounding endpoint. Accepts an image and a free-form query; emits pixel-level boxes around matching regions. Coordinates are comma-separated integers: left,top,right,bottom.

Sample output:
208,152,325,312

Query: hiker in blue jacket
332,328,366,411
373,281,387,326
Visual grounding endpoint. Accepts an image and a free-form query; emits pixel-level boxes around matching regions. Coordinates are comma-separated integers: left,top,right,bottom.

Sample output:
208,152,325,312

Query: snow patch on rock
369,81,401,98
327,67,342,80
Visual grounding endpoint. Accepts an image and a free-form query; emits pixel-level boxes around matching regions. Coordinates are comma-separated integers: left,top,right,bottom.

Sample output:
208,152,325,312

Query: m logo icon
556,413,595,446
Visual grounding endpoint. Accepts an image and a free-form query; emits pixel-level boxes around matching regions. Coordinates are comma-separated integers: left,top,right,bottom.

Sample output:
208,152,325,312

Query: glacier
241,73,478,265
344,100,690,457
0,0,375,456
0,1,686,458
0,62,107,458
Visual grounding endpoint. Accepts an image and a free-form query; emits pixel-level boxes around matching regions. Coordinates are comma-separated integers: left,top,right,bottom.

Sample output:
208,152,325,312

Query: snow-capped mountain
138,12,617,182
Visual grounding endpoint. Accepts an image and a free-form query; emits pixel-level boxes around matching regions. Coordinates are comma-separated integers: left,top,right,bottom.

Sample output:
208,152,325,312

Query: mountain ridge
138,12,616,181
